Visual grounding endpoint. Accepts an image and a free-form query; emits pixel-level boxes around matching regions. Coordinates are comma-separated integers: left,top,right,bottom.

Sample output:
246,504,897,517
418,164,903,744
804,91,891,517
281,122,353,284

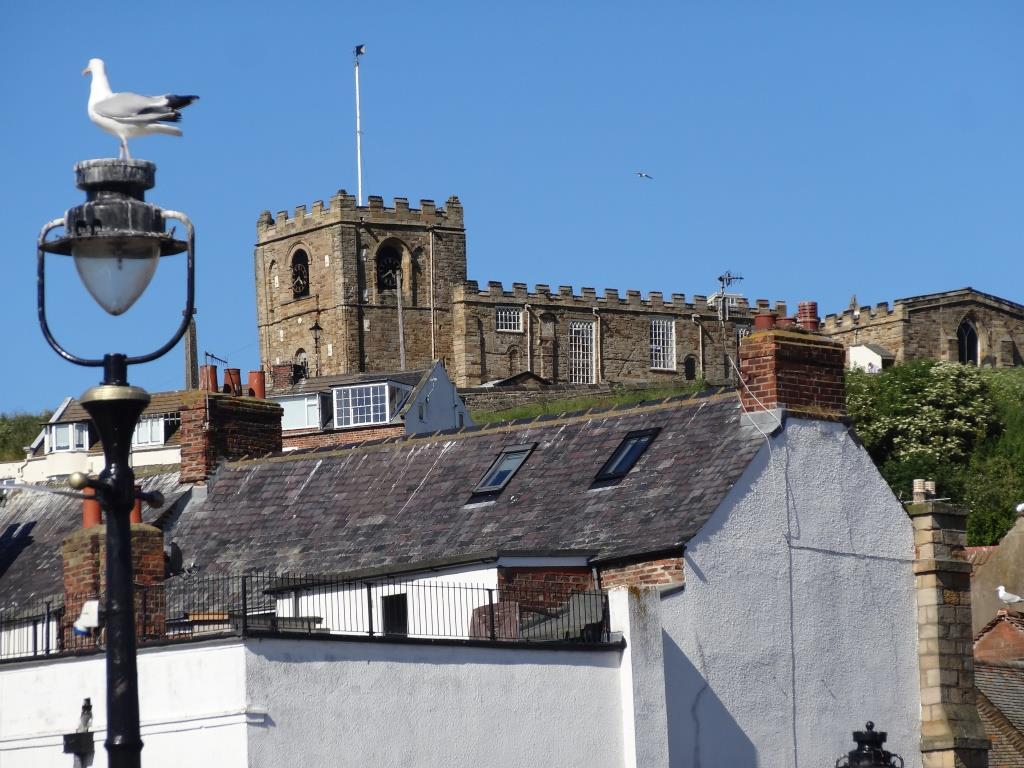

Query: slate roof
0,471,189,605
56,391,187,424
269,369,427,396
168,389,765,576
976,663,1024,767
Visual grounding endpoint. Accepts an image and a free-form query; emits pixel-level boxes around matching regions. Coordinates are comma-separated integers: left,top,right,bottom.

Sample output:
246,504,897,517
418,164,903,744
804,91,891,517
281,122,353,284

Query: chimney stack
82,487,101,529
178,390,283,484
796,301,819,332
738,302,846,418
247,370,267,399
271,363,299,389
223,368,242,396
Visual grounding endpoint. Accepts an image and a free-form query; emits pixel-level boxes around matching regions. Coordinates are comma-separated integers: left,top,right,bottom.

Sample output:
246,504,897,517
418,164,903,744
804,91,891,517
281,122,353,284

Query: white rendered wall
0,446,180,484
0,639,249,768
661,417,921,768
244,636,623,768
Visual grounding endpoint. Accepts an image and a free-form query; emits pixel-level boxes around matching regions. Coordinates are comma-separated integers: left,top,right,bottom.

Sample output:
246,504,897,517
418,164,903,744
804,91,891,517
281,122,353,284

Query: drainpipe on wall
692,314,704,380
524,303,532,372
429,227,435,361
593,307,601,384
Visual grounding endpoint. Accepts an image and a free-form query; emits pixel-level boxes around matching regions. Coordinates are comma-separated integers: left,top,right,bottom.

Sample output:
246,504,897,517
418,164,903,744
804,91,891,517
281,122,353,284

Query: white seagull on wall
83,58,199,159
997,585,1023,605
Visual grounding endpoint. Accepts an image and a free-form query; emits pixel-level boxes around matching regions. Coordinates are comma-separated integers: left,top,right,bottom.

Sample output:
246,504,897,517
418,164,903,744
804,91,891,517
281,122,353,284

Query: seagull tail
166,94,199,111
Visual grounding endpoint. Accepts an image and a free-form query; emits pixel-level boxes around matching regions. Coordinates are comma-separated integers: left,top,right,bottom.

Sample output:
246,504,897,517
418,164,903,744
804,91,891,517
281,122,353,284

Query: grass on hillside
471,383,706,424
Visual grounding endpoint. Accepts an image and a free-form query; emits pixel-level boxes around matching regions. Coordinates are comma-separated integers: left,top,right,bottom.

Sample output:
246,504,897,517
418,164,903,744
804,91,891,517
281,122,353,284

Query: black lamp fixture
309,316,323,377
37,158,195,768
835,722,904,768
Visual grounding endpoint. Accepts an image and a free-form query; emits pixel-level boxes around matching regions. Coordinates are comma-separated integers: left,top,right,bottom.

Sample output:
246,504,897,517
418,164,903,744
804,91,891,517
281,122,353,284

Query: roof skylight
595,428,660,482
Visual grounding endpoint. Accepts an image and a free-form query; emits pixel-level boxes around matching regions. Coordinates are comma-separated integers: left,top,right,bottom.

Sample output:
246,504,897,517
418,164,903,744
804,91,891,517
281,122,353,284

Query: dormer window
46,423,89,453
595,428,660,482
334,383,389,427
132,417,165,447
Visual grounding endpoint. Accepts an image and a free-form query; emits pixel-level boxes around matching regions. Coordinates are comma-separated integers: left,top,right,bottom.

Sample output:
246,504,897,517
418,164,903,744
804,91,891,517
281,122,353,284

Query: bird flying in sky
83,58,198,160
635,171,654,180
997,585,1023,605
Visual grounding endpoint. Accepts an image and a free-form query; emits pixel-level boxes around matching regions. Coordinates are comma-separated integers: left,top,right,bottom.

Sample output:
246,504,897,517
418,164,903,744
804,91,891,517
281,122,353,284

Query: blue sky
2,2,1022,413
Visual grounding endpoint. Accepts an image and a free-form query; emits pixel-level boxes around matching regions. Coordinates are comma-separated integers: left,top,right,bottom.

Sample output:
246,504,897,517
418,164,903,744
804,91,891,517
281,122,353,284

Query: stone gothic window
295,348,308,379
376,246,401,292
957,320,979,365
291,250,310,299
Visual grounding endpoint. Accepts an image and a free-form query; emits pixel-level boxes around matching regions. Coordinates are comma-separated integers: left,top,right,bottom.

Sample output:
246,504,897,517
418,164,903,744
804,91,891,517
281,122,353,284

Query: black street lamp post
37,158,195,768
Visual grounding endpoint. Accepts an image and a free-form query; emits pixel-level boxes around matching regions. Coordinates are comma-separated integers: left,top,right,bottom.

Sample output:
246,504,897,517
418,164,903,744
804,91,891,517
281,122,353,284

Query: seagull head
82,58,105,77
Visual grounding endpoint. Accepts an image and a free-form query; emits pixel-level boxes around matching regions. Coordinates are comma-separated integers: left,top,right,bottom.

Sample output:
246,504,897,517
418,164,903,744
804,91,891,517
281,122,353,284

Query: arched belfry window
957,319,979,365
376,245,401,292
291,250,310,299
295,348,308,378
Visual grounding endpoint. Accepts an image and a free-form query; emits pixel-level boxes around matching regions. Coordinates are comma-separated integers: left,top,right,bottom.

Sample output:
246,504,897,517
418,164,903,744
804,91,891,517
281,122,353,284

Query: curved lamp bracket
37,211,195,379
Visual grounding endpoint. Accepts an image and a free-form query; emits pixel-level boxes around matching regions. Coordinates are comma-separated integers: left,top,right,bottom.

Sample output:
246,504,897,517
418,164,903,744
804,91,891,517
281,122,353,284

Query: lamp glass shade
72,237,161,316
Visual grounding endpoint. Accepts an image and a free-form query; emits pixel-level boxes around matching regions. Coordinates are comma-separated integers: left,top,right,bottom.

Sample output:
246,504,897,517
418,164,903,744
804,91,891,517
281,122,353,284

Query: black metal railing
0,574,611,661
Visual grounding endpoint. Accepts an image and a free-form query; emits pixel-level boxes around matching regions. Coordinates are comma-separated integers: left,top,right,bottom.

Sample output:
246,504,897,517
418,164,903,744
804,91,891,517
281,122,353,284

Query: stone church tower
254,191,466,379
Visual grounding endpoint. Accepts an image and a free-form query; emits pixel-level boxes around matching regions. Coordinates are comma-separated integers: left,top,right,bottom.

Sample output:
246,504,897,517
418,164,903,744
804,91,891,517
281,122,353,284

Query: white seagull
635,171,654,180
997,585,1023,605
83,58,198,159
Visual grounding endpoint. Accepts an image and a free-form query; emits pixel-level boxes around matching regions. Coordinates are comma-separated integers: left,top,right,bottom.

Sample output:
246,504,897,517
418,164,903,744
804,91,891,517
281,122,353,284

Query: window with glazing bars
569,321,595,384
334,383,389,427
650,318,676,370
496,306,523,332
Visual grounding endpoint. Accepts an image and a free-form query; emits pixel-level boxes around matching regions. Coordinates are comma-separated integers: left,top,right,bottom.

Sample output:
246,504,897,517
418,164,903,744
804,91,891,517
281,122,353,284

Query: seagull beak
82,65,91,76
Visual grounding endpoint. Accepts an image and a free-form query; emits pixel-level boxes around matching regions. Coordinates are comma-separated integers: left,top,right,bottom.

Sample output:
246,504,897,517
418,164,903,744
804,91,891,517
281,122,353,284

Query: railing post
44,601,51,654
32,618,38,657
241,576,249,636
366,583,374,638
487,588,497,641
141,586,148,641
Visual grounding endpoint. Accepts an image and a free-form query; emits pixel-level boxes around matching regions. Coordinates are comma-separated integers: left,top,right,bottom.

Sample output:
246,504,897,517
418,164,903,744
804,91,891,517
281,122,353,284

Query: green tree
0,412,49,461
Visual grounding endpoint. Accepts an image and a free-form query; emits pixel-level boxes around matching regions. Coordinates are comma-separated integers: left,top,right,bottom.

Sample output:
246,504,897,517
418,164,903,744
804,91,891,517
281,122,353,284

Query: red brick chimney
61,494,166,646
178,390,283,483
271,363,300,389
738,303,845,418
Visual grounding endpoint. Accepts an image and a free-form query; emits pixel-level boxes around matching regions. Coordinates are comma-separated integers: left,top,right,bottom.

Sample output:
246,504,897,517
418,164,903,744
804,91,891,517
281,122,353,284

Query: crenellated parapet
453,280,788,317
821,301,907,332
256,192,464,241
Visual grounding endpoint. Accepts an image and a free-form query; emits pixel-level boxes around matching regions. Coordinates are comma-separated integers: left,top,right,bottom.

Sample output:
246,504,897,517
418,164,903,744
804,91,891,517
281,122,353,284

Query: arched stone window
684,355,697,381
291,250,310,299
957,319,979,365
376,245,401,291
295,348,308,378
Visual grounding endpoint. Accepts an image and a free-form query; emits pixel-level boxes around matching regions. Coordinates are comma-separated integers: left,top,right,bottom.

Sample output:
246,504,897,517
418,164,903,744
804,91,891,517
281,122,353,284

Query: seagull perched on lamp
82,58,198,159
997,585,1023,605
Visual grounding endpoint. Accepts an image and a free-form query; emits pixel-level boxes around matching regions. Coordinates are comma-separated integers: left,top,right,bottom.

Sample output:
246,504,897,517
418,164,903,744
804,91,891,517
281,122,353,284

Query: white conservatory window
496,307,523,333
132,417,165,447
334,383,389,428
280,395,321,431
650,318,676,370
568,321,595,384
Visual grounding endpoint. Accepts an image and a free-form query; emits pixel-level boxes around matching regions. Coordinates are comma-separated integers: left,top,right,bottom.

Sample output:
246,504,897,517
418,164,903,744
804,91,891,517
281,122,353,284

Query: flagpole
354,44,365,206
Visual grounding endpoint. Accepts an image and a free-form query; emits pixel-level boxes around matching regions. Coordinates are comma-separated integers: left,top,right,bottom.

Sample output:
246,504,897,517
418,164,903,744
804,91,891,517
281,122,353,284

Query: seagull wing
94,92,190,124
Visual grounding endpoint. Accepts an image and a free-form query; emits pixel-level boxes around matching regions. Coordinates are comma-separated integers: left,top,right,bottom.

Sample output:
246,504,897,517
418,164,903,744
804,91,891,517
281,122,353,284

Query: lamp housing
40,160,187,315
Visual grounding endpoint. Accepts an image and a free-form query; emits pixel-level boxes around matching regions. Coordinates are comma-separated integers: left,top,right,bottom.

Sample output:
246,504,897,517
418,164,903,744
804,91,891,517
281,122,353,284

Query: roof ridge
232,388,741,466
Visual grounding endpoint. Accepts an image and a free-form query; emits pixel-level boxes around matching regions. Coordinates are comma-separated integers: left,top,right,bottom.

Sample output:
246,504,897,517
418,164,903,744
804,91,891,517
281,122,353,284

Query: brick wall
598,556,683,589
282,424,405,450
738,328,846,417
179,391,283,483
496,566,598,637
60,524,166,646
975,613,1024,663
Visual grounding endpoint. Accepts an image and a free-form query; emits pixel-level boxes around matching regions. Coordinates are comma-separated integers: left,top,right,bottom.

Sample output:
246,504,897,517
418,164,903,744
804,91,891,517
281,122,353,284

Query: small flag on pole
354,44,366,57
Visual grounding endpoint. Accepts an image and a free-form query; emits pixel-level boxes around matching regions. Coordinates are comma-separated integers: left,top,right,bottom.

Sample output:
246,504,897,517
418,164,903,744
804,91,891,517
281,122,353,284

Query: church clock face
292,271,308,294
